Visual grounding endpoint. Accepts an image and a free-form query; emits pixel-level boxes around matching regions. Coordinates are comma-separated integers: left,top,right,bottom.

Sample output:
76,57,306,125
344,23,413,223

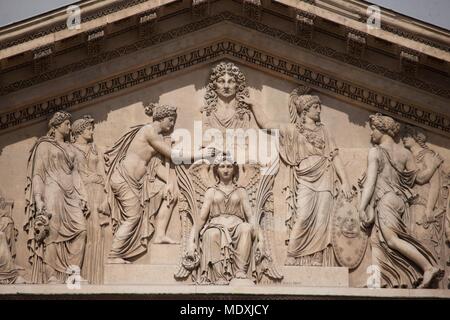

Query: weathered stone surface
104,264,183,285
0,0,449,297
281,267,349,287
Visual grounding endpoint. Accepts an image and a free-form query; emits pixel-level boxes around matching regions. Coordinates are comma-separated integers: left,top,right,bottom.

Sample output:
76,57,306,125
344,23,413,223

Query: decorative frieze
1,12,448,100
1,40,448,136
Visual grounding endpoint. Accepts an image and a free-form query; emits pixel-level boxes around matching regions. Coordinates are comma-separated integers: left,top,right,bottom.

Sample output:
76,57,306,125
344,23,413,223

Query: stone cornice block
243,0,262,21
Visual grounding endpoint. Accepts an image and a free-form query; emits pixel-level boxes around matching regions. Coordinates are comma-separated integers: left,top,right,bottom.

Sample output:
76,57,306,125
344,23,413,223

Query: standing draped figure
359,114,443,288
402,126,447,266
71,115,110,284
0,193,24,284
24,111,88,284
247,87,351,266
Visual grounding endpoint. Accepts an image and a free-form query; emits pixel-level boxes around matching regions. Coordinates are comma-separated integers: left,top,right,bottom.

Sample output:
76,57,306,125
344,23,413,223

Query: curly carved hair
203,61,249,116
47,111,71,137
144,103,177,121
72,115,95,140
403,125,428,149
369,113,401,138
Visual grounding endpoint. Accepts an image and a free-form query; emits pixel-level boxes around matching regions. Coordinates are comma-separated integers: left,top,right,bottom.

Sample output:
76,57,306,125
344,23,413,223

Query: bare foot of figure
418,266,444,288
153,235,179,244
107,257,131,264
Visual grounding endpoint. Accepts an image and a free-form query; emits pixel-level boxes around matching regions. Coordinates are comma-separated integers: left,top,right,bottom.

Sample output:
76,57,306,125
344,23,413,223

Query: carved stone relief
176,62,282,285
0,61,448,292
24,111,88,284
249,86,353,268
104,104,181,264
359,114,445,288
71,116,110,284
0,192,25,284
176,156,281,285
402,126,448,266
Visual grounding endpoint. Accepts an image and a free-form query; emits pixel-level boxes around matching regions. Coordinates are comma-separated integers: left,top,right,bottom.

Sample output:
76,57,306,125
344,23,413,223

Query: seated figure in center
186,155,258,285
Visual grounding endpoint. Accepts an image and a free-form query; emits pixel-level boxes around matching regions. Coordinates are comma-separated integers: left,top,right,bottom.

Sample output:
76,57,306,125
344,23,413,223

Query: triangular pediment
0,0,449,136
0,0,450,298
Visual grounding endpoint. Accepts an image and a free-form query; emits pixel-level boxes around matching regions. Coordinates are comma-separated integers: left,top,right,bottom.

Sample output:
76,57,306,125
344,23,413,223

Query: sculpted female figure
359,114,443,288
246,87,351,266
0,193,25,284
186,156,260,284
402,126,446,261
25,111,88,284
71,115,109,284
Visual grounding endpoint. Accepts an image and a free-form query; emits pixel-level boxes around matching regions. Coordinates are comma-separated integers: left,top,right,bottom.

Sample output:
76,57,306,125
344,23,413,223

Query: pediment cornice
0,0,448,136
1,38,449,138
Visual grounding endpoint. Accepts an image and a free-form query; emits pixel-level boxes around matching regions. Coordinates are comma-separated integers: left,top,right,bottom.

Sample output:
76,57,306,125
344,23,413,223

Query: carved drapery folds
175,160,282,285
0,0,448,295
3,52,447,289
0,59,447,290
72,115,110,285
0,194,24,284
104,103,179,265
358,114,446,288
175,62,283,285
22,113,111,284
24,111,88,284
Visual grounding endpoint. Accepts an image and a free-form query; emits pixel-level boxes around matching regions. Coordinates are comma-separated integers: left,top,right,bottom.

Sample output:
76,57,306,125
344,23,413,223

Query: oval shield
331,196,368,269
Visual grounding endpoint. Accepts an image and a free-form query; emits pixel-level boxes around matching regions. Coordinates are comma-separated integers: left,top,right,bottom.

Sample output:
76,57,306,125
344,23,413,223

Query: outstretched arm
417,153,441,221
358,148,379,229
32,145,47,213
241,96,281,131
146,127,173,158
32,175,45,212
412,152,443,185
333,152,351,199
146,127,215,164
359,148,379,212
